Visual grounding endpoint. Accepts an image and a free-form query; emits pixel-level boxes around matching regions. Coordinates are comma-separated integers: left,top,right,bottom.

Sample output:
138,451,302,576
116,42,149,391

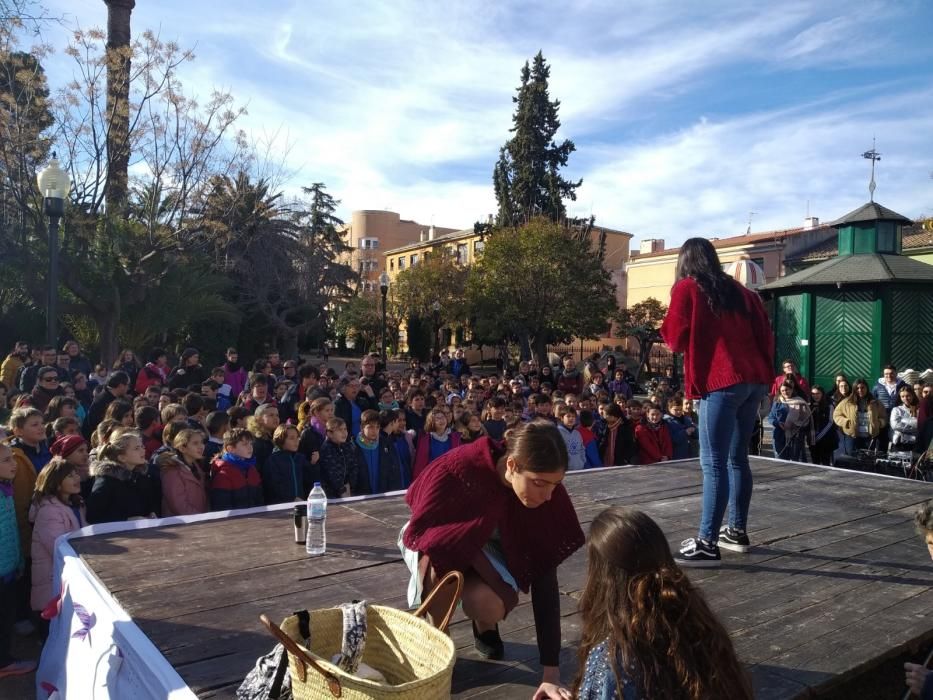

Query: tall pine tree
493,51,580,226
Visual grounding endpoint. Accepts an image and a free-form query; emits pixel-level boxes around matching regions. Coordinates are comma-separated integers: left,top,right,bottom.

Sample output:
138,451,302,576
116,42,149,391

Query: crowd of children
0,339,713,676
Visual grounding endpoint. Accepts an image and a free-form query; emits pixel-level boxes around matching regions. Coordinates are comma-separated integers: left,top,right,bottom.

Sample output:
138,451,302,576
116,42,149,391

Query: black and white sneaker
675,538,721,567
718,526,751,553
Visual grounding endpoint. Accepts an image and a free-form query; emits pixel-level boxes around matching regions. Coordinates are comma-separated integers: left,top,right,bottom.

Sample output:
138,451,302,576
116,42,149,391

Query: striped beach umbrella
724,258,766,289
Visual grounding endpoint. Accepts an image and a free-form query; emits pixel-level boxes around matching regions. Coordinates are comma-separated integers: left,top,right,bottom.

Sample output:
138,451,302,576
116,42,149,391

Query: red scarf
403,437,584,592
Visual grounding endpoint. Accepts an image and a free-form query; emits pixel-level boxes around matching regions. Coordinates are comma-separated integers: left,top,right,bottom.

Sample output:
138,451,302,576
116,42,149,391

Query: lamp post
379,271,389,366
432,300,441,363
36,153,70,347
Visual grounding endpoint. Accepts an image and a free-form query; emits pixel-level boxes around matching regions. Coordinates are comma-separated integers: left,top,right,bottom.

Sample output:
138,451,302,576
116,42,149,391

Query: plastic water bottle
306,482,327,556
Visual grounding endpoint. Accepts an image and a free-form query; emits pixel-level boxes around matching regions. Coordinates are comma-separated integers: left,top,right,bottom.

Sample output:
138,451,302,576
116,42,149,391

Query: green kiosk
759,201,933,390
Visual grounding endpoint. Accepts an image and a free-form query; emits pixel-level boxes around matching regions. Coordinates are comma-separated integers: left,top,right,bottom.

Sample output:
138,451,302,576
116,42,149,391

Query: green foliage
393,248,468,324
493,52,581,226
614,297,668,377
466,217,618,364
198,173,356,356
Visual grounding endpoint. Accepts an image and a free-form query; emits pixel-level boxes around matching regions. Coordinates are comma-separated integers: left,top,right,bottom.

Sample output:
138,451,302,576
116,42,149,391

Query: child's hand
311,451,320,464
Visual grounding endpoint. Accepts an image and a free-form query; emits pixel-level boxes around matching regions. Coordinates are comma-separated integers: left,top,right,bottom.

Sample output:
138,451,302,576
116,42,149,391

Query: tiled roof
830,201,912,226
786,223,933,264
631,224,835,261
760,253,933,290
383,224,633,255
383,228,476,255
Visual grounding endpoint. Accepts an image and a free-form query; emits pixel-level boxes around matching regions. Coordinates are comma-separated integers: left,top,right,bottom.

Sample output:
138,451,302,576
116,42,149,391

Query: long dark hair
572,507,753,699
675,238,744,314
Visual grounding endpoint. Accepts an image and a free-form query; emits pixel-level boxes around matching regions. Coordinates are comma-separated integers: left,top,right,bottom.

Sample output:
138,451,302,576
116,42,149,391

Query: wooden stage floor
70,458,933,698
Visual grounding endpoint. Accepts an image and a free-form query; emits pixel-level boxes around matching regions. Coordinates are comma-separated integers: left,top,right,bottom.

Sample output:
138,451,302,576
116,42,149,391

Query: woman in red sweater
660,238,774,567
399,419,584,696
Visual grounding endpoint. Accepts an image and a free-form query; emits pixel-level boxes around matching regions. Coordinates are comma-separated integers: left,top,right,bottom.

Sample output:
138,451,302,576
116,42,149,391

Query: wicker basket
259,570,463,699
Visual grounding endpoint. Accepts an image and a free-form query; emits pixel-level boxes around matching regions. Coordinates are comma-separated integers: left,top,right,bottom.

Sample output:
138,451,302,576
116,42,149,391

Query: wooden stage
70,458,933,698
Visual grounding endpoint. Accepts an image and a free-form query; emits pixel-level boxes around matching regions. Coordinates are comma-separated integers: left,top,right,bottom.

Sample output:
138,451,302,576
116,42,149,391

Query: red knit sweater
403,437,584,593
660,277,774,399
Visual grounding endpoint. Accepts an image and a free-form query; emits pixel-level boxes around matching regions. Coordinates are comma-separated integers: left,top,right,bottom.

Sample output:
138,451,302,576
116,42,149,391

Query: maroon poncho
403,437,584,594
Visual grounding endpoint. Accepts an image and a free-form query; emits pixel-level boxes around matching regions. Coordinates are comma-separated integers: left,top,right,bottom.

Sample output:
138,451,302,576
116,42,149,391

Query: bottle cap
313,482,321,487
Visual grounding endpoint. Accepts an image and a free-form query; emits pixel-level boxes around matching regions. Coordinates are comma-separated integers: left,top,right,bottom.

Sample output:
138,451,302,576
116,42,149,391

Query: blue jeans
697,383,767,542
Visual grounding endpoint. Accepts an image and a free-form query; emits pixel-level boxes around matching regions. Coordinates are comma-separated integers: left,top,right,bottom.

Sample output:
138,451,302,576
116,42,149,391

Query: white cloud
576,87,933,241
30,0,933,237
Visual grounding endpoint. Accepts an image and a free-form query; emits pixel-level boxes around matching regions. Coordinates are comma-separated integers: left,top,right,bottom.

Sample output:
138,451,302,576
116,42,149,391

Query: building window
398,257,405,270
389,259,394,271
359,238,379,249
474,240,485,256
410,253,419,266
457,243,468,264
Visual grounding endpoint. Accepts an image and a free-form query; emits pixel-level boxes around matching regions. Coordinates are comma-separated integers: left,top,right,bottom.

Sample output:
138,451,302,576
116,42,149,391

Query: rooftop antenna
862,138,881,202
746,211,757,235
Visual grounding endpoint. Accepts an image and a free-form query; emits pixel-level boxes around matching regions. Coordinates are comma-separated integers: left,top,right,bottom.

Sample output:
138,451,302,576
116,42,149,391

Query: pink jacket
30,496,85,611
159,453,209,516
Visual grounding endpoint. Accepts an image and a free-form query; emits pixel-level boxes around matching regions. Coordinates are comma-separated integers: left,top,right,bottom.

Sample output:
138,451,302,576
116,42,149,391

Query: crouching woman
399,419,584,695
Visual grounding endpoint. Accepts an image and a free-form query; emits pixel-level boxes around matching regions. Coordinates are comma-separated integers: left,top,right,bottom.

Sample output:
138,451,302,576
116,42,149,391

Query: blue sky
38,1,933,245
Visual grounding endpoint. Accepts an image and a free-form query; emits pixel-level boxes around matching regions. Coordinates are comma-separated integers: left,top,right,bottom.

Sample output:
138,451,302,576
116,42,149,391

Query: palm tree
103,0,136,213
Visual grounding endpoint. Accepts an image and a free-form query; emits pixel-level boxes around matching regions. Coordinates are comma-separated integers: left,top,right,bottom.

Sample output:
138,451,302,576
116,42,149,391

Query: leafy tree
614,297,668,377
199,173,355,357
393,248,468,323
493,51,581,226
392,248,469,358
0,24,246,363
330,292,383,354
466,217,617,365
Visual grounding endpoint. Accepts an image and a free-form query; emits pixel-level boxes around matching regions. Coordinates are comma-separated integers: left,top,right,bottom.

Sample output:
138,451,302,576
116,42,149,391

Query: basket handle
259,613,343,698
413,569,464,632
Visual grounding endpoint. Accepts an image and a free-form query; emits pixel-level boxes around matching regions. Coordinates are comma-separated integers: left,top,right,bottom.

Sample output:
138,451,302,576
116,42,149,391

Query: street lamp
432,300,441,363
36,153,70,347
379,271,390,366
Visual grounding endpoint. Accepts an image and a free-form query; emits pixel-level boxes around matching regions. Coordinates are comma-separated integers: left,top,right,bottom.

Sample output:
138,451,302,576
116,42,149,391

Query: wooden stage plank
69,458,933,698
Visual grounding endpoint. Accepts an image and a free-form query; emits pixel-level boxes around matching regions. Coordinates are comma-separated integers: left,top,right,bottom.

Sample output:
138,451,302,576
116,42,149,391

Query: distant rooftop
787,222,933,265
383,223,633,255
630,223,835,262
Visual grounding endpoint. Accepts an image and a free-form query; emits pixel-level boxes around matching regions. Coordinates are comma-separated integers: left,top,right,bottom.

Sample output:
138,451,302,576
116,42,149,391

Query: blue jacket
871,379,906,414
663,415,692,460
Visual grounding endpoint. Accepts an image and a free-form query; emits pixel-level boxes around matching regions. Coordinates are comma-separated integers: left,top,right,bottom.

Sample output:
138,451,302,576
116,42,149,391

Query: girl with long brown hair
568,507,752,700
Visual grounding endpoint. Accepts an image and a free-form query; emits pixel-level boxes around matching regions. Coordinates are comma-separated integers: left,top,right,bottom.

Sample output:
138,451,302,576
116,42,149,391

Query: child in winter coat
209,428,263,511
635,406,673,464
158,429,210,516
261,424,315,504
7,407,51,560
86,429,158,524
598,404,638,466
355,410,403,495
318,417,366,499
29,458,86,632
578,410,603,468
0,442,36,678
247,404,279,470
412,409,462,480
769,381,812,461
663,398,696,460
383,410,413,489
557,406,586,470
